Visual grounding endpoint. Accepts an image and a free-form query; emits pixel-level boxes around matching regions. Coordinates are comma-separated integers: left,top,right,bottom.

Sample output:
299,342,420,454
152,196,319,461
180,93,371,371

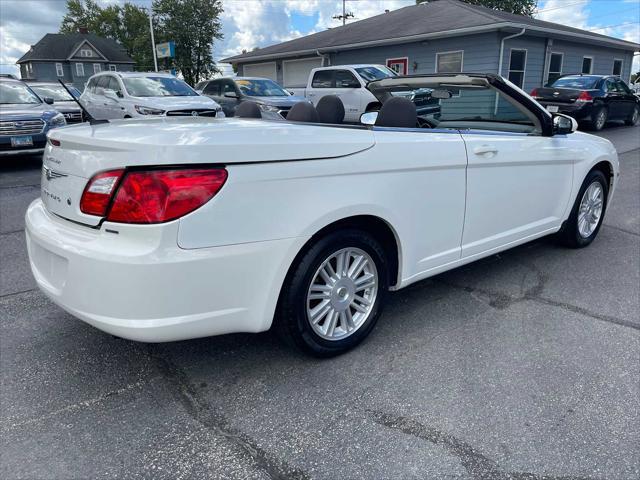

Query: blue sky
1,0,638,76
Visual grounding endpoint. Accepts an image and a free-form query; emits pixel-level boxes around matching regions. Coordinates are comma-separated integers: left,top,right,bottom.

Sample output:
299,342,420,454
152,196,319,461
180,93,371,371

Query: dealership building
223,0,639,94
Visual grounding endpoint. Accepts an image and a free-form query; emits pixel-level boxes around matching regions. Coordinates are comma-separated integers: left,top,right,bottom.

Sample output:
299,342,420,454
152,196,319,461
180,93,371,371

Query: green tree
416,0,537,17
152,0,224,85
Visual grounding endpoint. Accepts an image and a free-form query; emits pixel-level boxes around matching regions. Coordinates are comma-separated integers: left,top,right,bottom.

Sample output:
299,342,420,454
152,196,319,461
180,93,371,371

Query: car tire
589,106,607,131
557,169,609,248
624,105,639,126
275,229,389,357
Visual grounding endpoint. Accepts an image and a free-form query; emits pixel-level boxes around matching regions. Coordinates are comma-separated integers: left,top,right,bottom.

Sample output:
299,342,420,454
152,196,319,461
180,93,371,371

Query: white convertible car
26,74,619,356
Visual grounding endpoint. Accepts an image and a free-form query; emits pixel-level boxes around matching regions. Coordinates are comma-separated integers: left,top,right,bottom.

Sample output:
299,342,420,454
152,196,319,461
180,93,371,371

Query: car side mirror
104,90,119,101
553,113,577,135
224,92,239,99
43,97,54,105
360,111,378,126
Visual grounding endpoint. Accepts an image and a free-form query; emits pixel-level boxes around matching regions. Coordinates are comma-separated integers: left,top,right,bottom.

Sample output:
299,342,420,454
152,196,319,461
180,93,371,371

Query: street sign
156,41,175,59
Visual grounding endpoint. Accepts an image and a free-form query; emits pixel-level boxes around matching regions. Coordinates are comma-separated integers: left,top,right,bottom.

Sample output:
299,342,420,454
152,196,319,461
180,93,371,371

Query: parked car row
3,67,638,158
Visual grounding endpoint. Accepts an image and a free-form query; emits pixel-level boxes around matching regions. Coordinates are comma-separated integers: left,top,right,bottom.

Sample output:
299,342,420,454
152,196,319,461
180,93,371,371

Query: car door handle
473,145,498,155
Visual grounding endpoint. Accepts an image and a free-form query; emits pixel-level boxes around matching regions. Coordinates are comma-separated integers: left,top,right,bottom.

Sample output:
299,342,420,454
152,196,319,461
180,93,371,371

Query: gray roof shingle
222,0,639,63
17,33,134,64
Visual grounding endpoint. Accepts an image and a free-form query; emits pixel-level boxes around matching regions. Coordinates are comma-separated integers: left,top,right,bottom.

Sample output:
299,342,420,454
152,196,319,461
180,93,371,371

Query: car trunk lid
535,87,594,104
42,118,375,226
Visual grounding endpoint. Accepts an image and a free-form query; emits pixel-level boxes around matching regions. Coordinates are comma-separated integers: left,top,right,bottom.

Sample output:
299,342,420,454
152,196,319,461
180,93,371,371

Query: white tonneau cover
48,117,375,178
42,117,374,227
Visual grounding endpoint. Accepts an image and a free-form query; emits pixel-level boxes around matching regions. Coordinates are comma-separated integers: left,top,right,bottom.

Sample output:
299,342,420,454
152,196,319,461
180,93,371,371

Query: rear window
550,76,599,89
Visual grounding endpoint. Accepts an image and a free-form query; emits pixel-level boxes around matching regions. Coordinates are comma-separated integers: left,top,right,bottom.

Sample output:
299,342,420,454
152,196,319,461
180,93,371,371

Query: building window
436,51,463,73
76,63,84,77
508,49,527,89
547,53,563,85
582,56,593,74
81,49,93,57
386,57,408,75
93,63,101,74
109,64,117,71
612,59,623,76
26,62,34,77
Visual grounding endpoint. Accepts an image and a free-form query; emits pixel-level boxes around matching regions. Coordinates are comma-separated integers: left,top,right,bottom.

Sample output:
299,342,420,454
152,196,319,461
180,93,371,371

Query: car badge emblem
43,165,68,181
14,121,24,127
191,111,199,117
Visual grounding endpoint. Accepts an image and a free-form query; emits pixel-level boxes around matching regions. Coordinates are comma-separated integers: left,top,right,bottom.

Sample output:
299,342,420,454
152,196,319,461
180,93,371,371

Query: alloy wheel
306,247,378,341
577,181,604,238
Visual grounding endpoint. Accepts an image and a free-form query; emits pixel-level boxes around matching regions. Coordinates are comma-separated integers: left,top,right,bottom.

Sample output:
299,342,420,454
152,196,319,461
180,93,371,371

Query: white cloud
536,0,639,74
216,0,413,59
2,0,637,77
536,0,591,29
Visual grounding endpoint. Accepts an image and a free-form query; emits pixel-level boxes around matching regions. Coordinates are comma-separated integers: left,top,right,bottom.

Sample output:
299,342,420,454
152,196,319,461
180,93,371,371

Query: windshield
236,79,288,97
355,66,397,82
122,76,197,97
30,84,74,102
0,82,42,104
550,76,599,89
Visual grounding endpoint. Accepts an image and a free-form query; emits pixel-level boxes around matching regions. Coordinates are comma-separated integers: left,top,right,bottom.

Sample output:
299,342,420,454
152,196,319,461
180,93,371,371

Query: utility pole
148,9,158,72
332,0,354,25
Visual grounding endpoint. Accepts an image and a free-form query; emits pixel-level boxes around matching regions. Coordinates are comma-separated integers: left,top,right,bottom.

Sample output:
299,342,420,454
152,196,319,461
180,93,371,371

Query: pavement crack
3,380,151,431
148,348,311,480
438,275,638,332
603,224,639,237
0,183,40,190
0,288,37,300
367,410,602,480
1,228,24,236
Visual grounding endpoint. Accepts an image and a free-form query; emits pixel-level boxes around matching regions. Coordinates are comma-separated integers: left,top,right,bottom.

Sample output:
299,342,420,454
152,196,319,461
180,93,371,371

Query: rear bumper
537,101,594,120
0,147,44,157
25,199,305,342
0,133,46,157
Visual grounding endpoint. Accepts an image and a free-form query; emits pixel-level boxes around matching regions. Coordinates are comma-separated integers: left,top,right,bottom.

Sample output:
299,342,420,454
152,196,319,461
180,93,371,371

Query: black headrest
287,101,320,123
375,97,417,128
316,95,345,124
235,101,261,118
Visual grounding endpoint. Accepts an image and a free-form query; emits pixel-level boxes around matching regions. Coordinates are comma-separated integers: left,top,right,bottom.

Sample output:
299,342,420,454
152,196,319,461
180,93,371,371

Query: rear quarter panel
177,129,469,286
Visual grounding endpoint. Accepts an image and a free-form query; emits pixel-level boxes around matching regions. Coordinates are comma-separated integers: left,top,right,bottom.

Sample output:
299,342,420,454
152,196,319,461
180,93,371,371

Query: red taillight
530,88,538,98
576,91,593,103
107,168,227,224
81,168,227,223
49,138,61,147
80,169,125,216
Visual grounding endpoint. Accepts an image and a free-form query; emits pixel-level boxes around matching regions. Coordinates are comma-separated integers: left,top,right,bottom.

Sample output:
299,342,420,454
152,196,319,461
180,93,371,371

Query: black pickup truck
531,74,639,131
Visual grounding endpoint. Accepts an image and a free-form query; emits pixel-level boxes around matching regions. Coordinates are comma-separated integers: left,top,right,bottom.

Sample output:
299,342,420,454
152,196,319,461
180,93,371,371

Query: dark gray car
27,82,84,124
196,77,308,118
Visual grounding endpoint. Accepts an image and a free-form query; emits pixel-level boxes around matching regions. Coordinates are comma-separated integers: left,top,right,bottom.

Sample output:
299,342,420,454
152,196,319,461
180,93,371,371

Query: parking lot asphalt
1,123,639,480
